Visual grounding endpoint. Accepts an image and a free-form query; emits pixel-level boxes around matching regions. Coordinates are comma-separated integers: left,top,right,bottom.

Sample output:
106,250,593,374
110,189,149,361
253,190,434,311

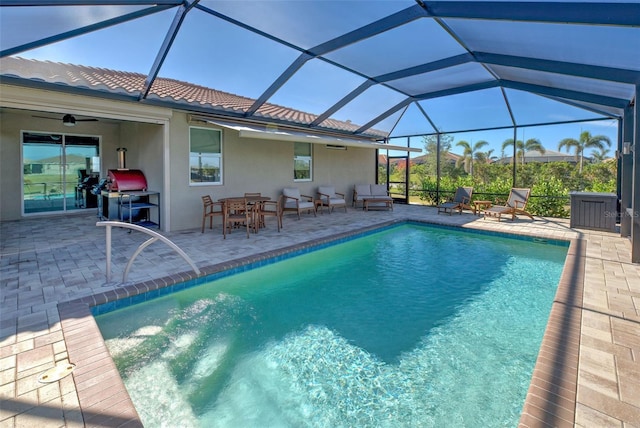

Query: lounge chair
484,188,534,221
437,187,473,215
282,187,316,219
317,186,347,213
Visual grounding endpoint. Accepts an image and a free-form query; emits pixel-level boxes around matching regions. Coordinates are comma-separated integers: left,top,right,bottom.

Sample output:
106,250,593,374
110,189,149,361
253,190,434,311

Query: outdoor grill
107,169,147,192
100,169,150,221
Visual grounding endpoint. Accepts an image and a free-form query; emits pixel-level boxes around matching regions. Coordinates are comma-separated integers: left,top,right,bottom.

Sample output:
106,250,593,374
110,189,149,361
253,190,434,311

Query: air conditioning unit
326,144,347,150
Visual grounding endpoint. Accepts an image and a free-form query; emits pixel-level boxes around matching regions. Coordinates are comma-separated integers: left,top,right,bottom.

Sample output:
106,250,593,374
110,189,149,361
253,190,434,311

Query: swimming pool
95,223,568,427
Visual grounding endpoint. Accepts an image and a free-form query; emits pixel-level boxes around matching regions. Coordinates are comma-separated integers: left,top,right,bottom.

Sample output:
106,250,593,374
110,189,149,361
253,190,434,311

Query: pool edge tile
518,238,585,428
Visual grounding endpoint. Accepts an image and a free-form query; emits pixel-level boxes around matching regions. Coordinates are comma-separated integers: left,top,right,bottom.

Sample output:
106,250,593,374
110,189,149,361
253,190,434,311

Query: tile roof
0,57,386,138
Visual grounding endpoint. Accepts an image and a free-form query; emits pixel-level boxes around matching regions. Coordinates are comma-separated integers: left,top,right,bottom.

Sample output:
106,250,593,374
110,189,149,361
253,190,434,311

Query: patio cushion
283,187,301,200
318,186,336,198
371,184,388,196
354,184,372,197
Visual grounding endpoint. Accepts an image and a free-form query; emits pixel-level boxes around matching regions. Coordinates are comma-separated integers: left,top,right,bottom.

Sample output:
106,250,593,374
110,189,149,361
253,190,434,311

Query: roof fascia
0,4,175,58
139,1,198,100
0,76,141,103
501,79,630,109
476,52,640,85
421,1,640,26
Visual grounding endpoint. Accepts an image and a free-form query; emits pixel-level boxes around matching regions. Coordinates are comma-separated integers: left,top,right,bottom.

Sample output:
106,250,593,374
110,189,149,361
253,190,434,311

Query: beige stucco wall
0,108,122,220
1,85,379,230
167,112,377,231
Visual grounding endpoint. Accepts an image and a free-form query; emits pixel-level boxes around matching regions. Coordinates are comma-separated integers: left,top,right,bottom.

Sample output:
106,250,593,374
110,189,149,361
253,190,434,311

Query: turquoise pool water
96,223,568,427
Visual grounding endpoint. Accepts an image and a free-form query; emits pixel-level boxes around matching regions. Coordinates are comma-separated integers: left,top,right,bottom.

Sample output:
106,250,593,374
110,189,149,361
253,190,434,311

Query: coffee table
363,198,393,211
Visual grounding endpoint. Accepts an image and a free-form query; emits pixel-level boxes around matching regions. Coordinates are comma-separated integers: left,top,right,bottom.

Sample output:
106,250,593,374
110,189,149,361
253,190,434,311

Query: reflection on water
97,224,567,427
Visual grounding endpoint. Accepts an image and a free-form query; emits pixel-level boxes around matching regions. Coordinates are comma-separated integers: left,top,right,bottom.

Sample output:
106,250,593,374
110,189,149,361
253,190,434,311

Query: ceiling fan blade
76,118,99,122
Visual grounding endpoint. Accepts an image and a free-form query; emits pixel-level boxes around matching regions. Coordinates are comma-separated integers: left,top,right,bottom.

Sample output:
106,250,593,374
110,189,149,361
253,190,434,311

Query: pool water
96,223,568,427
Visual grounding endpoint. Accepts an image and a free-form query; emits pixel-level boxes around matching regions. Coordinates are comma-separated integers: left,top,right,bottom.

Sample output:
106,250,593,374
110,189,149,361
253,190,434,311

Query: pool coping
58,219,583,426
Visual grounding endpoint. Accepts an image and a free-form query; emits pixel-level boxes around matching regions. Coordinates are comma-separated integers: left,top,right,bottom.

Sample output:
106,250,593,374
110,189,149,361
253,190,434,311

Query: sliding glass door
22,132,100,214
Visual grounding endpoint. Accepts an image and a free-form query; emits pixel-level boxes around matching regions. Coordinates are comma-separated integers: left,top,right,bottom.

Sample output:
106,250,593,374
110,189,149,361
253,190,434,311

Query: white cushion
298,201,315,210
371,184,388,196
283,187,301,199
318,186,336,197
355,184,371,196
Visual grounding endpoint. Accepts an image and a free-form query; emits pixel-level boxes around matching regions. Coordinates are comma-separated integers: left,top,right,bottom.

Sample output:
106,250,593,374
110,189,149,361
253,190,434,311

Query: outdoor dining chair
201,195,223,233
223,198,251,239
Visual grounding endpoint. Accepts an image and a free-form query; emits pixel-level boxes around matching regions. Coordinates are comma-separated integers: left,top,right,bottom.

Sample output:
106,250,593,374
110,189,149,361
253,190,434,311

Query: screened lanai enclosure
1,0,639,260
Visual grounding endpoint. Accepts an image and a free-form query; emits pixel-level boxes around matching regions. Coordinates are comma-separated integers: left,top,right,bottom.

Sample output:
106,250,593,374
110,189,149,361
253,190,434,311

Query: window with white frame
294,142,312,181
189,127,222,185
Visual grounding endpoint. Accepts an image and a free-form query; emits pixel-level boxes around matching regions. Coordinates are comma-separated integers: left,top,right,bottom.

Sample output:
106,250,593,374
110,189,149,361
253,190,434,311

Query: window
22,132,100,215
190,127,222,185
294,142,312,181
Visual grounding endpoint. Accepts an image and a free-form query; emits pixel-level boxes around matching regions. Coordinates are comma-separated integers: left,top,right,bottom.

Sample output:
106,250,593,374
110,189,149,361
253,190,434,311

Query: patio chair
437,187,473,215
223,198,251,239
317,186,347,214
484,188,534,221
282,187,316,219
201,195,223,233
253,195,282,232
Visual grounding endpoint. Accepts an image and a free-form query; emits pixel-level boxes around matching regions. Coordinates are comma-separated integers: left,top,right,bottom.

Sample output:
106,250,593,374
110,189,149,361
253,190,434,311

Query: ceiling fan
33,113,99,127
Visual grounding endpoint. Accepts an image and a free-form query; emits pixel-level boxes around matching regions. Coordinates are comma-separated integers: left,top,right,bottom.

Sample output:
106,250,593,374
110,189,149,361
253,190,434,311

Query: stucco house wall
1,84,378,231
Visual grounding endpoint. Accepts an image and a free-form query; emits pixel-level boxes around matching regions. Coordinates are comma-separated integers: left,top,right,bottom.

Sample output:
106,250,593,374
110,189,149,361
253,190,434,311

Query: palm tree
501,138,546,164
476,149,498,163
455,140,488,177
558,131,611,172
590,147,610,163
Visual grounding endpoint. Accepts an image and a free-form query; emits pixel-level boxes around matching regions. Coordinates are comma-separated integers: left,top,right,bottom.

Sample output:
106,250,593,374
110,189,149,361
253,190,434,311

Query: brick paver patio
1,204,639,427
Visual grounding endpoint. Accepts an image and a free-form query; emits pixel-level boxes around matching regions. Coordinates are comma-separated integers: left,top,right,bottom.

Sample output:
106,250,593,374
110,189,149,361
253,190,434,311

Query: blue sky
6,3,621,158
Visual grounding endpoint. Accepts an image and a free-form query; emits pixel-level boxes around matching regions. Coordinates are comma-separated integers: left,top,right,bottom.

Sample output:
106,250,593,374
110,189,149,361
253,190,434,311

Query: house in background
498,149,582,164
0,57,417,231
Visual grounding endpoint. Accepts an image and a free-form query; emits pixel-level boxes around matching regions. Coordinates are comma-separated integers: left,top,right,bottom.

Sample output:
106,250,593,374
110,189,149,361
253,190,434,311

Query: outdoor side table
473,200,492,215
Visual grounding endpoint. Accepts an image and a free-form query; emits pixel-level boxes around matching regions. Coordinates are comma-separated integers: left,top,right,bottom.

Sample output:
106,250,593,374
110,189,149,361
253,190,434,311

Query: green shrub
529,178,569,217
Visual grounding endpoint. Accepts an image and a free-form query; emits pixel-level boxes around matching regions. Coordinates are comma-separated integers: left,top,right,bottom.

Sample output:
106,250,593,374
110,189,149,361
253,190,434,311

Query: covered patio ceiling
1,1,638,140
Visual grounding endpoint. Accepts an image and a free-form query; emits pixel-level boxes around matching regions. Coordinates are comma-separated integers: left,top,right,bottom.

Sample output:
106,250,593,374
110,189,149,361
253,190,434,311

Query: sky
1,2,624,158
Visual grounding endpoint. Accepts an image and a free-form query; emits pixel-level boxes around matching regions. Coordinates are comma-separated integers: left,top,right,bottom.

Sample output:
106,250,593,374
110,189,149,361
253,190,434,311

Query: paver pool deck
1,204,639,427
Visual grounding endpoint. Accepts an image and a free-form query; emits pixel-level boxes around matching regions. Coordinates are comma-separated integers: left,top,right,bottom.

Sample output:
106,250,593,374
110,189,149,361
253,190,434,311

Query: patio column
632,85,640,263
620,106,634,238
